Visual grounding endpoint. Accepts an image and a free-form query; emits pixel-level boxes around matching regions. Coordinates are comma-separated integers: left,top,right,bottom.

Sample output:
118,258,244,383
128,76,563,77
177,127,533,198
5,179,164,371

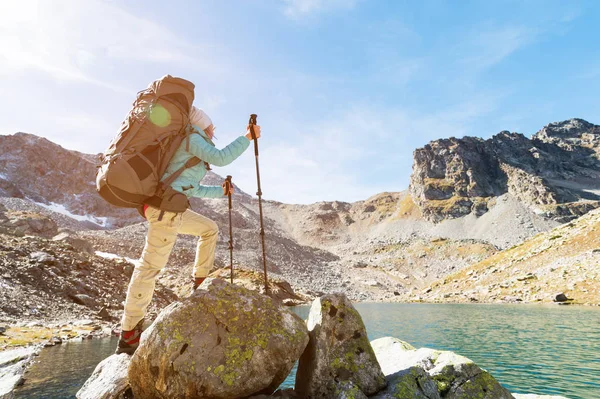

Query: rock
371,366,440,399
29,251,56,264
0,346,38,398
73,319,95,326
553,293,569,302
370,337,416,375
502,296,523,303
295,294,387,398
0,327,6,335
123,264,135,278
70,295,97,308
516,273,535,281
334,380,369,399
52,232,95,254
76,353,132,399
97,306,112,321
282,299,304,307
128,278,308,399
371,337,514,399
1,211,58,238
353,262,368,269
46,336,63,346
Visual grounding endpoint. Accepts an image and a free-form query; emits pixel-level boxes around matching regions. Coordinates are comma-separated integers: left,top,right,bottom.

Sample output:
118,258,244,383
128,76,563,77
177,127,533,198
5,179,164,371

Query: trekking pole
225,175,234,284
249,114,269,295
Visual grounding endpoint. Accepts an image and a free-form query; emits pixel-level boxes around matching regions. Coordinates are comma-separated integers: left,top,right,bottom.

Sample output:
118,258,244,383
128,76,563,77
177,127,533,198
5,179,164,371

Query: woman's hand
245,125,261,140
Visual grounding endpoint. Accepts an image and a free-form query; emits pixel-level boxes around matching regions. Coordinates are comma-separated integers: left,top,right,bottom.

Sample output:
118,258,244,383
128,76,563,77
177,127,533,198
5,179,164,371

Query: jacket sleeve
188,134,251,167
192,184,225,198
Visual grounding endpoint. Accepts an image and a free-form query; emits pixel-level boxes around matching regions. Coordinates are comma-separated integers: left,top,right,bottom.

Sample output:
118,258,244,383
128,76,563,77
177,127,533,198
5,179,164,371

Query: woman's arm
191,184,225,198
187,133,250,167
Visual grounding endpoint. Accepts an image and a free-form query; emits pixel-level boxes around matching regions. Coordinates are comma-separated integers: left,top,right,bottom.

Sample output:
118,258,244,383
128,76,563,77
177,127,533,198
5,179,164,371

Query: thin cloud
282,0,358,18
0,0,222,92
460,25,537,71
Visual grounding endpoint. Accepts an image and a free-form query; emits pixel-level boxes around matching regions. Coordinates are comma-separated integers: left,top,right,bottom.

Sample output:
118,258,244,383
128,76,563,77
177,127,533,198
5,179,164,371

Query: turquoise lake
13,303,600,399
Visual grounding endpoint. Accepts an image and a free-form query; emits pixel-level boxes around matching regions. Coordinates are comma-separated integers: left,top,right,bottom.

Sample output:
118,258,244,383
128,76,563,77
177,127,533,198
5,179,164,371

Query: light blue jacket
162,126,250,198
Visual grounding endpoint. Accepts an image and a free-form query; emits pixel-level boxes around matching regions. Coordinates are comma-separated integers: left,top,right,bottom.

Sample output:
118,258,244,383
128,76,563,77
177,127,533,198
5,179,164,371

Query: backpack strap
144,155,202,212
161,156,202,190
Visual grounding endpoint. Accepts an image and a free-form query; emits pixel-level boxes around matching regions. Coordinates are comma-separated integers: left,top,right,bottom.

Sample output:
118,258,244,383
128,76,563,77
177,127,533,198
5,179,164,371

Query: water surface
14,337,119,399
285,303,600,399
13,303,600,399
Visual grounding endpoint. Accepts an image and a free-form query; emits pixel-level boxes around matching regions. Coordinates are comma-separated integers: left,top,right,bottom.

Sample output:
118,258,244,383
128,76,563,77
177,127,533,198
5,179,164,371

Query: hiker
116,106,261,355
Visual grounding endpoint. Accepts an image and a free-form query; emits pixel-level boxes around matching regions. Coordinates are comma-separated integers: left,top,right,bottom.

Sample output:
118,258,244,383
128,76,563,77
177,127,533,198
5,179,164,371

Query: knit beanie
189,106,213,131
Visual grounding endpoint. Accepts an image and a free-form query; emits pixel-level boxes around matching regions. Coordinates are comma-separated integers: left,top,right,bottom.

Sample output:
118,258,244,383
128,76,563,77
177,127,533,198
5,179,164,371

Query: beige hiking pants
121,206,218,331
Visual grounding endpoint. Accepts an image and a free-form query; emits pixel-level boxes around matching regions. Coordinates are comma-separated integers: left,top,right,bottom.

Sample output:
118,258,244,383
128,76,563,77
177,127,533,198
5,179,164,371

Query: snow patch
33,201,109,227
95,251,138,266
0,172,7,180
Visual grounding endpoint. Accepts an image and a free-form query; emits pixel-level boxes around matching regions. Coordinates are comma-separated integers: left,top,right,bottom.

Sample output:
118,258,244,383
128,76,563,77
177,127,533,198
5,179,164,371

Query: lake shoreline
2,298,598,351
5,302,599,399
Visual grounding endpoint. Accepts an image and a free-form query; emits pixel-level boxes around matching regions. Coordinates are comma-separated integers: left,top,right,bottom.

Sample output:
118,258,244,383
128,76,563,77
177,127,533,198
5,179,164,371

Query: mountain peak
534,118,599,141
410,119,600,223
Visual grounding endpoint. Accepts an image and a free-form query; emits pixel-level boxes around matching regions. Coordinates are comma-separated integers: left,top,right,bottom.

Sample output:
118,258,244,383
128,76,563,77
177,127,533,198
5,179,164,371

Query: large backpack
96,75,201,213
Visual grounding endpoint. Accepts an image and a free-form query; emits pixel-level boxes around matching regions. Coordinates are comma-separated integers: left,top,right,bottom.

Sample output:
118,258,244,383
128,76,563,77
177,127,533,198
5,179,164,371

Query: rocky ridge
410,118,600,223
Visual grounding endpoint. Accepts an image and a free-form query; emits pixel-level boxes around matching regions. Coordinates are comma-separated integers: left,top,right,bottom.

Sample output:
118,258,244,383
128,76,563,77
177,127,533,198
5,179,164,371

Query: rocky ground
0,203,314,348
0,206,177,341
411,208,600,305
263,191,564,301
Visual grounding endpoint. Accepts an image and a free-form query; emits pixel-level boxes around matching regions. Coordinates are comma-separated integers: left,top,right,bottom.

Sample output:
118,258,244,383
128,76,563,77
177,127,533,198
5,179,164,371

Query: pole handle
224,175,233,197
249,114,259,156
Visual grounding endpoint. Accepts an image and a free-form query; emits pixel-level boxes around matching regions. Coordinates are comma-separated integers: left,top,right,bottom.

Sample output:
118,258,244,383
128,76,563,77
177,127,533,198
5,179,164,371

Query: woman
117,107,261,355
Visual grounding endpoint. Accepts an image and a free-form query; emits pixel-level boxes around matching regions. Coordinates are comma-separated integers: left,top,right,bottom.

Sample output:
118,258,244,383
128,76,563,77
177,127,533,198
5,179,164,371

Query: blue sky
1,0,599,204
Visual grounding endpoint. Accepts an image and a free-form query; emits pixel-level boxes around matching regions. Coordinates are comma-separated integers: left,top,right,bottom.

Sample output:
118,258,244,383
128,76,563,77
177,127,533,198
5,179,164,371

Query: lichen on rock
295,293,387,398
128,278,309,399
371,336,515,399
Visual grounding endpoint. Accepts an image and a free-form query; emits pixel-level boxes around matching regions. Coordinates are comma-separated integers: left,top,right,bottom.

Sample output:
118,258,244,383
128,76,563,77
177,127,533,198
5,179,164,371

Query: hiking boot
192,277,206,292
115,318,144,355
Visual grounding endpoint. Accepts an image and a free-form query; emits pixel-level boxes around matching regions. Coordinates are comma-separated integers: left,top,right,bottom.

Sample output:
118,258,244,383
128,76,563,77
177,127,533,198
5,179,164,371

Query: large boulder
128,278,309,399
295,294,387,398
371,336,514,399
76,354,132,399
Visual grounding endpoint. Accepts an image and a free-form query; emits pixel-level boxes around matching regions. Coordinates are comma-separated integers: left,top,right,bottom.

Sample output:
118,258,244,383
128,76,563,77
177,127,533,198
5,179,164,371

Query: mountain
410,118,600,223
0,119,598,311
0,132,136,229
